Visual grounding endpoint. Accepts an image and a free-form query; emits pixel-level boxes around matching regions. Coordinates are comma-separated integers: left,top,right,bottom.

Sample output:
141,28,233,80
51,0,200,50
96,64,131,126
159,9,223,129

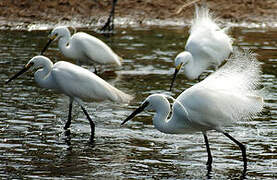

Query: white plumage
49,60,131,103
170,6,233,90
123,49,264,169
188,6,233,67
41,26,122,67
6,55,132,142
177,49,263,129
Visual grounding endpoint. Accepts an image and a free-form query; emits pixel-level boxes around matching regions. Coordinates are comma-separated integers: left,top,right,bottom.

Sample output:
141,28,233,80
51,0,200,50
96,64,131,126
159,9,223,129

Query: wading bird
6,56,132,143
170,6,233,91
41,26,122,73
123,50,264,171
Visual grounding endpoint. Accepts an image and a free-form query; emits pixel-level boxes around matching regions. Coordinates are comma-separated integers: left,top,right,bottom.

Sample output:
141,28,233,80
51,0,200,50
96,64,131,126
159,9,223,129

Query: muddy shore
0,0,276,29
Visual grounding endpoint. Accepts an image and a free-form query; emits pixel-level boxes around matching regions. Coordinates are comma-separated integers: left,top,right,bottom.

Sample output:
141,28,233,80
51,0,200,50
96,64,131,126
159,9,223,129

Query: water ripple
0,27,276,179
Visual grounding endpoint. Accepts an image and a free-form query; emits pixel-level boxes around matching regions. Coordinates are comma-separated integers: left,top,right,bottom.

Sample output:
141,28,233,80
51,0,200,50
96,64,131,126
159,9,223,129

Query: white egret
170,6,233,90
6,55,132,142
41,26,122,73
122,50,264,171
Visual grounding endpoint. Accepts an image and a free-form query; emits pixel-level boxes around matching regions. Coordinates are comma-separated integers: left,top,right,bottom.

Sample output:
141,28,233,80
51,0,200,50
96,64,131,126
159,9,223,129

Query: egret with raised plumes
170,6,233,90
123,50,264,171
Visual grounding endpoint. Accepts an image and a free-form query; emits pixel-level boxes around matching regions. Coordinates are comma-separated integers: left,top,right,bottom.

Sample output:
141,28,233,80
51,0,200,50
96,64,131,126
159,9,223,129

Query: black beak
121,101,149,125
41,38,53,55
169,68,179,91
6,64,32,84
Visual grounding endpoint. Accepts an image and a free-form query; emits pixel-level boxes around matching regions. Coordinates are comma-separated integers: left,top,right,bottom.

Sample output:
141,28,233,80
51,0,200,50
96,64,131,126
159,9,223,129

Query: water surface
0,26,276,179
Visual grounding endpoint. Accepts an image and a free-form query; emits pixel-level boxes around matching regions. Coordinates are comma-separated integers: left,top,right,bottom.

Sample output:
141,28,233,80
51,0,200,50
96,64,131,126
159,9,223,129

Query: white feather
30,56,132,104
179,49,264,128
173,6,233,81
50,26,122,66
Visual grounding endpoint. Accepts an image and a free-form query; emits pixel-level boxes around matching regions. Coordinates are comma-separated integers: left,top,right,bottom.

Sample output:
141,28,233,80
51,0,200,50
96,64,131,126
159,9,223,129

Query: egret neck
182,51,208,80
58,31,73,59
34,58,56,90
152,98,190,134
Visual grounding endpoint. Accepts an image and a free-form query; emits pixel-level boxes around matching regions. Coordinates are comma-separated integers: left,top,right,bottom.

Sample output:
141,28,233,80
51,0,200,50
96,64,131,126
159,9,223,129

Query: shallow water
0,26,276,179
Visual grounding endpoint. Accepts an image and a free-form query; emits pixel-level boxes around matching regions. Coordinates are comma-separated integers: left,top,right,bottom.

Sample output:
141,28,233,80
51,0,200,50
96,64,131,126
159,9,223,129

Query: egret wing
73,33,121,66
186,6,232,66
51,61,132,103
176,88,263,129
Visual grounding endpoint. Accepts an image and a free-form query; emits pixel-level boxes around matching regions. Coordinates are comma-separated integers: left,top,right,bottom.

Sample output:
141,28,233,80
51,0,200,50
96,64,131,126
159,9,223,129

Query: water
0,26,276,179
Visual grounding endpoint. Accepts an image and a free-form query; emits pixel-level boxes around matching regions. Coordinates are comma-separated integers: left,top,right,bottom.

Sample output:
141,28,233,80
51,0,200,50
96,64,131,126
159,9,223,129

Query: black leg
197,75,202,82
64,99,73,130
110,0,117,31
64,130,72,150
93,65,98,75
223,132,247,171
80,105,95,143
100,0,118,32
203,132,213,170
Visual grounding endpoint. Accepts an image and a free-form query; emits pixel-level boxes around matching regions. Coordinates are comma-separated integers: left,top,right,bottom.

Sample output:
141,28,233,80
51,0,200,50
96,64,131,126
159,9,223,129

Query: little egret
170,6,233,90
41,26,122,73
6,56,132,142
123,50,264,171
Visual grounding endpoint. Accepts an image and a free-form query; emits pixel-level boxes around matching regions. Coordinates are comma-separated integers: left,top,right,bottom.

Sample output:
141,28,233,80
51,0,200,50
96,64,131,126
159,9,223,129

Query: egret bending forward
6,56,132,142
123,50,264,171
41,26,122,73
170,6,233,90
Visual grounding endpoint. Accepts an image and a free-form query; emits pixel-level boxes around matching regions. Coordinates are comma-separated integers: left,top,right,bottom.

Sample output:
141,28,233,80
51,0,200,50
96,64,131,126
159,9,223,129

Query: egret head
5,56,49,84
27,56,52,70
170,51,192,91
50,26,70,41
41,26,70,55
121,94,169,125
